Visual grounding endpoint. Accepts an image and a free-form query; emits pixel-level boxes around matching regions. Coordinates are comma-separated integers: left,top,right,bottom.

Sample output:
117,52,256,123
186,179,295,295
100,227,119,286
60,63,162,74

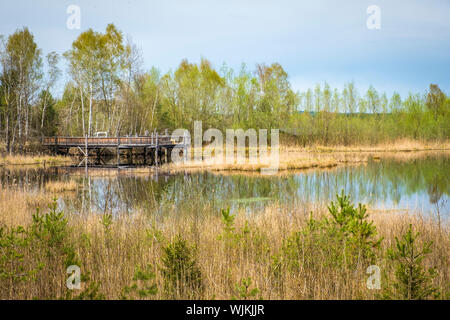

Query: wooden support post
155,133,159,166
117,135,120,167
85,134,88,169
183,131,188,162
96,148,100,165
144,147,147,165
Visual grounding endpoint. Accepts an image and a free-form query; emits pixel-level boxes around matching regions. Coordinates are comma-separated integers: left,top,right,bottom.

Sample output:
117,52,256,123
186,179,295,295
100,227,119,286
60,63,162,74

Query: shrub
327,191,382,264
160,235,203,298
65,272,105,300
30,200,79,268
121,264,158,300
0,225,42,286
281,192,382,274
381,224,438,300
233,277,260,300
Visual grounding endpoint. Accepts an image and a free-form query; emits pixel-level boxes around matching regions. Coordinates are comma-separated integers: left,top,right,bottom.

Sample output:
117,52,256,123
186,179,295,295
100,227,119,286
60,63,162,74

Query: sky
1,0,449,98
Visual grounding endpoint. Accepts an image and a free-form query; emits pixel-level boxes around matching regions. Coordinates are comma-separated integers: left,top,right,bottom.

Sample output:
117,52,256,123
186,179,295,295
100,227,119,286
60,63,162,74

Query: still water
1,153,448,219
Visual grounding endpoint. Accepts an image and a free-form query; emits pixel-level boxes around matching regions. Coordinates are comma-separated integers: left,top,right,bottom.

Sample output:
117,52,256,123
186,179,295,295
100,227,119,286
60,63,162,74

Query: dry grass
0,187,448,300
44,180,78,193
1,146,448,299
81,207,449,300
162,141,449,174
281,138,450,153
0,188,50,226
0,154,72,166
2,139,446,172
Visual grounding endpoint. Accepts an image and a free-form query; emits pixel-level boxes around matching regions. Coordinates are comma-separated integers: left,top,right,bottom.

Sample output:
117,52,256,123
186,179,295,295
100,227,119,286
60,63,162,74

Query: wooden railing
42,135,183,147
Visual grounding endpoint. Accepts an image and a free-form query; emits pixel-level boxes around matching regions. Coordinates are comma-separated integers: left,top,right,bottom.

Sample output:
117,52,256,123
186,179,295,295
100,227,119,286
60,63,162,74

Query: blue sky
1,0,449,98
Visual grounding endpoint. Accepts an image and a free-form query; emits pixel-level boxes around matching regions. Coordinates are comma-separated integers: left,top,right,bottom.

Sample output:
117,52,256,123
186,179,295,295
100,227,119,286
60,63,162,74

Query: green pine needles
381,224,438,300
160,235,203,298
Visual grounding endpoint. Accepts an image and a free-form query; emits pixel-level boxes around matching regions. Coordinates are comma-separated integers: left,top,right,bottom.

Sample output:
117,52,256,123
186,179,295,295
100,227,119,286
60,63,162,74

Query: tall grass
0,154,72,166
164,142,449,173
44,180,77,193
0,188,448,300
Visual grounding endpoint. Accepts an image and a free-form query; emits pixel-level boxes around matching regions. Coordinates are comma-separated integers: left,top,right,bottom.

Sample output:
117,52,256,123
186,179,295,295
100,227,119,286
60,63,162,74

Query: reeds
0,188,448,300
44,180,78,193
0,154,72,166
163,141,449,173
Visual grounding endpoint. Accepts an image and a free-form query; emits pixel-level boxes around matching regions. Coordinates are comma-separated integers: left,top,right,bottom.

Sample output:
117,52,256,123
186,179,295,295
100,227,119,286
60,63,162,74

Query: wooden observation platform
42,133,189,167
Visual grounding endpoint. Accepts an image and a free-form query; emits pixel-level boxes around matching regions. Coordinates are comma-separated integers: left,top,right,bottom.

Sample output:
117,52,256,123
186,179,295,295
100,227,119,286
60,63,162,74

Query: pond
1,152,448,220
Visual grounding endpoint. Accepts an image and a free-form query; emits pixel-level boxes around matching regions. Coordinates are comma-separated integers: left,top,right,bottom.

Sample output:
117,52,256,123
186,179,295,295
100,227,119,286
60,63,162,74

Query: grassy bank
163,140,450,173
1,139,447,171
0,154,72,166
0,187,448,300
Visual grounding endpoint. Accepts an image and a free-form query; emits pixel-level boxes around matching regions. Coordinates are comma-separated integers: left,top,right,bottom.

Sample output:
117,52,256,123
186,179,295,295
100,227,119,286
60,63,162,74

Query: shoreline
0,154,73,166
1,140,448,173
162,145,449,174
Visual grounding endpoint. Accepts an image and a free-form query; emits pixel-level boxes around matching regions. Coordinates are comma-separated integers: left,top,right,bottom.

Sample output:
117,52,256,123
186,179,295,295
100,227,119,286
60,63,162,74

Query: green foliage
0,225,42,283
36,90,58,136
31,201,68,247
65,271,104,300
100,213,113,232
280,192,382,274
145,225,166,245
63,24,126,136
160,235,203,298
327,191,382,261
0,27,43,153
381,225,438,300
31,200,79,267
281,215,342,272
426,84,446,121
269,253,284,294
1,24,449,148
100,213,114,248
121,264,158,300
218,208,265,257
72,281,104,300
0,199,83,298
221,207,235,234
218,207,244,245
232,277,261,300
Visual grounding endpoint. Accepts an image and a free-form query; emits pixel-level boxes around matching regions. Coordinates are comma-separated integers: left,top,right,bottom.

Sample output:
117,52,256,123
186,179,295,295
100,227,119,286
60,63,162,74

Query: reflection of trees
65,172,306,217
293,154,449,208
0,167,59,191
427,177,444,204
56,154,450,216
69,174,171,215
376,156,448,205
3,153,447,217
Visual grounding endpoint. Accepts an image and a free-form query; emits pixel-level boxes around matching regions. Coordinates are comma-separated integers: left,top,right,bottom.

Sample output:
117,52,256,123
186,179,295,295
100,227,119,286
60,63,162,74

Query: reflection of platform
42,134,189,167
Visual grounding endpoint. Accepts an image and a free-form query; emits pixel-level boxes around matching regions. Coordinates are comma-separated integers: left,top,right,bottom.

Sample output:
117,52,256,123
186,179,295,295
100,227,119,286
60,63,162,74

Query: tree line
1,24,449,153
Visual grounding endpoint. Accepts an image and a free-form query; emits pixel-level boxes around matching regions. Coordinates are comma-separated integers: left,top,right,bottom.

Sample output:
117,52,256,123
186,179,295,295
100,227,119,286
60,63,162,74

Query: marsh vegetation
0,153,448,299
0,23,449,301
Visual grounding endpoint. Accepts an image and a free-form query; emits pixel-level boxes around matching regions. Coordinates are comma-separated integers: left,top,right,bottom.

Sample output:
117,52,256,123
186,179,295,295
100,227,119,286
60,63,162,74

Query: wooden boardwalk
42,133,189,167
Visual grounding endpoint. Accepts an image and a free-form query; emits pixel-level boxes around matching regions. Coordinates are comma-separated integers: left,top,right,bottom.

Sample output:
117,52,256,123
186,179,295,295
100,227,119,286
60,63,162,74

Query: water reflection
1,153,448,219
